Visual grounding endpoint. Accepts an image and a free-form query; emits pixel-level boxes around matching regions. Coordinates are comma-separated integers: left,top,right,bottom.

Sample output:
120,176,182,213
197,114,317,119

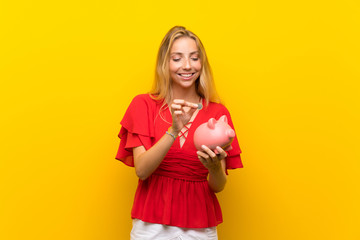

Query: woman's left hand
197,145,227,171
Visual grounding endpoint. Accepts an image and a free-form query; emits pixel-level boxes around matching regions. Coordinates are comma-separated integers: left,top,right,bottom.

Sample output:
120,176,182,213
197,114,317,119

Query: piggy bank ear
219,115,228,123
207,118,216,129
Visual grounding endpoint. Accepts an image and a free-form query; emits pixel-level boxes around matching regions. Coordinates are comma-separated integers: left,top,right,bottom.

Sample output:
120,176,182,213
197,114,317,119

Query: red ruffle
115,95,157,166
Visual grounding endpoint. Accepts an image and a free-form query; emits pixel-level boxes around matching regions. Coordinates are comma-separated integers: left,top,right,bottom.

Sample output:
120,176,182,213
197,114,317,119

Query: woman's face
169,37,202,90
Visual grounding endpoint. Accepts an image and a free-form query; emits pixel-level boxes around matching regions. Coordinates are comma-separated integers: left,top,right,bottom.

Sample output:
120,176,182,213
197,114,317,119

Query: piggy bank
194,115,235,153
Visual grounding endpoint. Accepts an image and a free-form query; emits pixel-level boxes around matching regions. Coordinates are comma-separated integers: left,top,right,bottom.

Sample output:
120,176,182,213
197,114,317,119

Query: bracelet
166,131,177,140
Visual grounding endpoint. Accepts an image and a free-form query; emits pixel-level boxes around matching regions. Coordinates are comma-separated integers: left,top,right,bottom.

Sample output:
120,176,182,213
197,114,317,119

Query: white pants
130,219,218,240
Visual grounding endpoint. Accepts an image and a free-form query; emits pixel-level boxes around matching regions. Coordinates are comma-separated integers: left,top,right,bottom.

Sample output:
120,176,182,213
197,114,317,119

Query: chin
177,79,196,88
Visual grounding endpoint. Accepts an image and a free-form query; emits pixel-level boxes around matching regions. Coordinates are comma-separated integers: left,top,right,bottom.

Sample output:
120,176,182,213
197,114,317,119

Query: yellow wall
1,0,359,239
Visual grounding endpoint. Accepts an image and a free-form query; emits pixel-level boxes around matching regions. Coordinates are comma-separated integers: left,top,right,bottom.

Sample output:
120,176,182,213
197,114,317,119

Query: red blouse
116,94,243,228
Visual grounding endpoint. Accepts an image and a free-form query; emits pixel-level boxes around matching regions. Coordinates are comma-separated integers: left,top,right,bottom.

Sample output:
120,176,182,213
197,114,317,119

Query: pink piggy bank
194,115,235,153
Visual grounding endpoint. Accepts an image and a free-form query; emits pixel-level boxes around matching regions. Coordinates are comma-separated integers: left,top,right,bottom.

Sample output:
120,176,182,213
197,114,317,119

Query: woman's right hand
170,99,199,135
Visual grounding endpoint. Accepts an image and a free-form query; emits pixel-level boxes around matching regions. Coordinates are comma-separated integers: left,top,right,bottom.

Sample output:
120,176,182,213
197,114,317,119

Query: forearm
207,160,227,193
134,129,178,180
132,99,199,180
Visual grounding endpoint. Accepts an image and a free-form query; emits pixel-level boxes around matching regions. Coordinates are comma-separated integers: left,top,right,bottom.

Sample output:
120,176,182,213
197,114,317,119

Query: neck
171,85,201,103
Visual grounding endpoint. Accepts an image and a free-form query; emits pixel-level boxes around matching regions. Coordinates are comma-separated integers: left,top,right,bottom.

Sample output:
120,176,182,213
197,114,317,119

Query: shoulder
125,94,164,119
121,94,160,126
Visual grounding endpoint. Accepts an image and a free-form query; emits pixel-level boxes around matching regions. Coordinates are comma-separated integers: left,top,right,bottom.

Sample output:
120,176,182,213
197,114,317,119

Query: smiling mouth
177,73,195,77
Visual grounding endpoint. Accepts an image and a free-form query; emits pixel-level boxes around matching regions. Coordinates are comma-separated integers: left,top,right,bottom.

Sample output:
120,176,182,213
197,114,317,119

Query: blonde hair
149,26,220,106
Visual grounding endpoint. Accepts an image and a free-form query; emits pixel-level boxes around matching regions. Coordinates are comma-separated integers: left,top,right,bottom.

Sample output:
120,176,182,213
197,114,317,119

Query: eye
172,58,181,62
191,58,199,61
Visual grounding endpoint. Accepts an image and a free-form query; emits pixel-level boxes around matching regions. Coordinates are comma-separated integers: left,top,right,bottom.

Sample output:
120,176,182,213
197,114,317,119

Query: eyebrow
170,51,199,56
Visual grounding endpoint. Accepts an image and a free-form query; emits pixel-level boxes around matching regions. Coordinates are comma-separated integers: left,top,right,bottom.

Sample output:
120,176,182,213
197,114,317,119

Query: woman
116,26,243,240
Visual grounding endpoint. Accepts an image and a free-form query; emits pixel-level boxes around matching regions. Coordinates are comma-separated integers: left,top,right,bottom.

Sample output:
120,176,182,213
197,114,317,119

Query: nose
182,58,191,70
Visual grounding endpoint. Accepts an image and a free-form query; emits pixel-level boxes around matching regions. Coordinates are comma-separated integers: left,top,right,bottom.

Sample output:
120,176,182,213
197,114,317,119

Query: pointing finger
184,101,200,109
171,104,182,110
173,99,199,109
173,99,185,104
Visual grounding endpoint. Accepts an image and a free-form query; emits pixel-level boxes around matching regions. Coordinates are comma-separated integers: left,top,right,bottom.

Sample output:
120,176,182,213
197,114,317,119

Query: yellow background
1,0,359,239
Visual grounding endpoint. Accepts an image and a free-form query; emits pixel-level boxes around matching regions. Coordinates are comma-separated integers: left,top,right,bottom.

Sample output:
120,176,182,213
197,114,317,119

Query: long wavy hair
149,26,220,107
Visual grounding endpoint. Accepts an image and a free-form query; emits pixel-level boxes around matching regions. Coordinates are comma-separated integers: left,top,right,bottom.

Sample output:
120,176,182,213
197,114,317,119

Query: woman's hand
197,145,227,171
197,145,227,192
170,99,199,134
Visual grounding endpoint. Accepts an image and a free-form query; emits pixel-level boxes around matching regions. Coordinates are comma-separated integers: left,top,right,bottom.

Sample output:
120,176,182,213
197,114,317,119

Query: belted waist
153,151,209,181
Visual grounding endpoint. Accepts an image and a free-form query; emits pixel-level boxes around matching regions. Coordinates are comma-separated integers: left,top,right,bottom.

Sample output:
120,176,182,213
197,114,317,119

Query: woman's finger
173,99,199,109
201,145,217,159
173,110,183,116
173,99,185,104
215,146,227,160
197,152,210,166
198,155,207,165
187,105,198,116
197,151,209,159
171,104,182,110
185,101,200,109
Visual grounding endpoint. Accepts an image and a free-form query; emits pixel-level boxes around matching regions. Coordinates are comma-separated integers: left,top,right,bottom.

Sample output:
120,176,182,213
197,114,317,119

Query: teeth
179,73,193,77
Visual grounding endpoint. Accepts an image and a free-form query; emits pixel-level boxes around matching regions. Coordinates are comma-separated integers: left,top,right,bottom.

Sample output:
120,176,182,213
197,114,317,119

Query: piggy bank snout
227,129,235,138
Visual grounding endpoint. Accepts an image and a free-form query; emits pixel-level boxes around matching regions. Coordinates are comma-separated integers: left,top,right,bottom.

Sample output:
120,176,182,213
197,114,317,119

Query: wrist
169,126,180,136
166,126,179,140
208,163,223,174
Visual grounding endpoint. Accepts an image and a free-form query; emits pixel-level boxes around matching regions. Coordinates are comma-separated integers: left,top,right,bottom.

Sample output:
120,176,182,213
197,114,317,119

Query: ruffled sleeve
115,94,155,167
220,106,243,171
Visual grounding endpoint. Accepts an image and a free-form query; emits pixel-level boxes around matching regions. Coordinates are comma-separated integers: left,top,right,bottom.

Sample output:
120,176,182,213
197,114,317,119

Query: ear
207,118,216,129
219,115,228,123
